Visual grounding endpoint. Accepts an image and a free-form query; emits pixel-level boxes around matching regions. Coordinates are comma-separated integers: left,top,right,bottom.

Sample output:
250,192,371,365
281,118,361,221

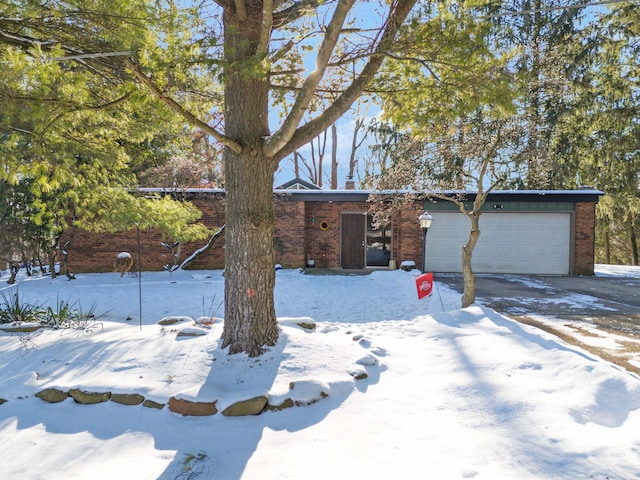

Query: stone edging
1,320,378,416
1,370,368,417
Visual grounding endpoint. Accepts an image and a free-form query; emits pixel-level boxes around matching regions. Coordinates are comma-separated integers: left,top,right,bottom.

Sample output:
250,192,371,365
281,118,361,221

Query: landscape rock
195,316,217,328
288,380,330,407
278,317,316,330
296,321,316,331
142,399,165,410
295,391,329,407
68,388,111,405
222,396,268,416
35,388,69,403
356,355,378,367
0,323,43,333
0,398,8,405
168,396,218,416
111,393,145,406
348,369,369,380
176,327,208,337
158,316,193,326
265,398,295,412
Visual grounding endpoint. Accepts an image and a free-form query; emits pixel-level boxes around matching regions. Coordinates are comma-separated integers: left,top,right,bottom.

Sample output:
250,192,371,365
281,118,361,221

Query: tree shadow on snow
4,330,379,480
432,305,639,478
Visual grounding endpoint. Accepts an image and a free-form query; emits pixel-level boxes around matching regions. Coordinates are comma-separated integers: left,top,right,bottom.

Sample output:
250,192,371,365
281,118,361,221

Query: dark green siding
424,200,575,213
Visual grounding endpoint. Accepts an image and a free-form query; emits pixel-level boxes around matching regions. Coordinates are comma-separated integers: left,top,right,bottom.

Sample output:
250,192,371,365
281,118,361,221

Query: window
366,214,392,267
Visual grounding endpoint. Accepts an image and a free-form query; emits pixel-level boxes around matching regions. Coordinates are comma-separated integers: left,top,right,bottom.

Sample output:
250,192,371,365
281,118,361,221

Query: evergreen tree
557,2,640,264
1,0,418,356
0,2,213,277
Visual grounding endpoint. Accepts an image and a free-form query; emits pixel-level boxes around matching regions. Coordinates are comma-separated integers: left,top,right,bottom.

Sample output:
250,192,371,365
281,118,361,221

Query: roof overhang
138,187,605,203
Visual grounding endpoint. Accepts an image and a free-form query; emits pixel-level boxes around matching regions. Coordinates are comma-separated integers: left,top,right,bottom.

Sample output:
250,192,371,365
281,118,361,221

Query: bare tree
370,115,527,307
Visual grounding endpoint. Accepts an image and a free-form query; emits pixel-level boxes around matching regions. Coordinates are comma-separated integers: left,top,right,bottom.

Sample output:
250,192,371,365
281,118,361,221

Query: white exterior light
419,212,433,230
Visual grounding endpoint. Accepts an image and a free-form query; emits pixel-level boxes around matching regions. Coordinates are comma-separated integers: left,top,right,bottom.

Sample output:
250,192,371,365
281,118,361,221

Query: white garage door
424,212,571,275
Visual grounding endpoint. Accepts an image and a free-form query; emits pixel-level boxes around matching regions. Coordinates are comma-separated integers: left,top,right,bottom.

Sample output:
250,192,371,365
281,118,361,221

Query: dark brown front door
341,213,365,268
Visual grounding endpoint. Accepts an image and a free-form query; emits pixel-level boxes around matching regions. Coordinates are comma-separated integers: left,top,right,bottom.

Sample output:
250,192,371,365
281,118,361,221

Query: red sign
415,273,434,300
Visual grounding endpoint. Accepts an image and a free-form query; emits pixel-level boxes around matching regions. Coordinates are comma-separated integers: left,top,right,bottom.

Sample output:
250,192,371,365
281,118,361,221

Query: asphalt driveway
436,273,640,338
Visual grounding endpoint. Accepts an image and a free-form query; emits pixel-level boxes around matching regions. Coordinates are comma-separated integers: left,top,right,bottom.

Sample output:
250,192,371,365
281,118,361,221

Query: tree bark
630,217,639,266
49,235,60,279
220,7,279,356
603,223,610,264
331,124,338,189
7,263,19,285
461,211,480,308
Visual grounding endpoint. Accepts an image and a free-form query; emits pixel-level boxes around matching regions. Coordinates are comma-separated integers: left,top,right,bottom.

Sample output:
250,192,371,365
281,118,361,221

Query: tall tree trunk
603,222,611,264
630,217,639,266
461,212,480,308
293,152,301,178
331,124,338,189
220,8,279,356
49,235,60,279
6,263,19,285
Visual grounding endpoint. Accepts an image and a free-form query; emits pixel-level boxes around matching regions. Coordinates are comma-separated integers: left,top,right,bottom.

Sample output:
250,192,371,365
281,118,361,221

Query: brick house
61,186,603,276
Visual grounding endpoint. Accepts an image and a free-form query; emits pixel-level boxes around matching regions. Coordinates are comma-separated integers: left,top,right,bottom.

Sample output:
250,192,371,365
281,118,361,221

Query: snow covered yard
0,267,639,479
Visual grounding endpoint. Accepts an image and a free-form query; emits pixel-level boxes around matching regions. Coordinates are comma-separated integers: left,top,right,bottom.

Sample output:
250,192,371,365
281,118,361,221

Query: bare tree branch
264,0,357,157
211,0,234,9
273,0,418,160
257,0,273,56
272,0,326,28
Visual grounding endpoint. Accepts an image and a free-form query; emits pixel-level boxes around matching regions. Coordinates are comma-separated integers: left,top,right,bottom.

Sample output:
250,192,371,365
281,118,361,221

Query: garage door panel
424,212,570,275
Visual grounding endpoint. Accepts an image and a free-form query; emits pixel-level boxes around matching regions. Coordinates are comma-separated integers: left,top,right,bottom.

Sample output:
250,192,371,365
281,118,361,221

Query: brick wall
393,203,425,268
62,196,325,273
58,194,598,275
574,201,596,275
274,197,306,267
302,200,424,269
61,196,228,273
304,201,355,268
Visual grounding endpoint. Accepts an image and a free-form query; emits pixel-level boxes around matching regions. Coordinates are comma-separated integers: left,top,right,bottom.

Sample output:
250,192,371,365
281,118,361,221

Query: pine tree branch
125,58,242,154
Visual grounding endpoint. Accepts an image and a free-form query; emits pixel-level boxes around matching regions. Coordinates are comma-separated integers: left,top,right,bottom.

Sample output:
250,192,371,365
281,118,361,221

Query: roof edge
137,187,605,203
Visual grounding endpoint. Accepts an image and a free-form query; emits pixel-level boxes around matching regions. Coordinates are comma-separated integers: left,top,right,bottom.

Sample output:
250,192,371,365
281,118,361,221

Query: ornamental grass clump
0,290,105,334
42,296,79,328
0,290,44,324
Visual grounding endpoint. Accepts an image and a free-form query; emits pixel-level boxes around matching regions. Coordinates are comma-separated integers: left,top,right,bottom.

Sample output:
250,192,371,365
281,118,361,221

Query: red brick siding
574,201,596,275
61,197,330,273
393,203,425,268
61,197,227,273
274,197,306,267
58,195,598,275
304,201,355,268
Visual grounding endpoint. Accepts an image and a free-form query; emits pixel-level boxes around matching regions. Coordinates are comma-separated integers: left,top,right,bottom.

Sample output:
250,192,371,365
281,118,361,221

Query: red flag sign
415,273,434,300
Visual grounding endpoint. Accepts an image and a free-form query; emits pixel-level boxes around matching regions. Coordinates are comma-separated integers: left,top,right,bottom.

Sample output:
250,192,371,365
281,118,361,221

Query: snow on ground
0,266,639,479
596,264,640,278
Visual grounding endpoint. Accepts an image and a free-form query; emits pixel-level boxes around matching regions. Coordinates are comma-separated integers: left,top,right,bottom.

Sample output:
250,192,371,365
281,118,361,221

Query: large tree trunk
220,8,279,356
